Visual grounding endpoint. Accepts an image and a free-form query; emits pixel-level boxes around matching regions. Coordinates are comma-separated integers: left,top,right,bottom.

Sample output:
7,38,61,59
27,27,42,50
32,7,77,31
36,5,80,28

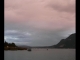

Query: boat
47,49,48,50
27,48,32,51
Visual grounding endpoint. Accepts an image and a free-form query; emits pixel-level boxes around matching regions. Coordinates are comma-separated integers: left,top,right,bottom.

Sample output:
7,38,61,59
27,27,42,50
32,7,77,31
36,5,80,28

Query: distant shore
4,48,75,51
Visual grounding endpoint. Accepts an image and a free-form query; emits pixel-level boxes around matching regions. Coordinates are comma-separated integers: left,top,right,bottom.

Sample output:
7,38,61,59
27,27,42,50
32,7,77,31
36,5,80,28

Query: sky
4,0,75,46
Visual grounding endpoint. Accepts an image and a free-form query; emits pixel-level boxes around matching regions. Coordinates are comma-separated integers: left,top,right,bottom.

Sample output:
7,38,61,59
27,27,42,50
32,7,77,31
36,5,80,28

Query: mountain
17,45,31,48
51,33,76,48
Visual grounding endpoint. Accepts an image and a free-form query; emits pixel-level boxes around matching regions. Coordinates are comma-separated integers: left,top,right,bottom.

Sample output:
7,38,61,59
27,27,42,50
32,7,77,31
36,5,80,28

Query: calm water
4,49,76,60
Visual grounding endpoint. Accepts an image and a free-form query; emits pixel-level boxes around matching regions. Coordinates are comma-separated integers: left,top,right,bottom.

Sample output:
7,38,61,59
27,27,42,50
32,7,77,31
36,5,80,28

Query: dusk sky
4,0,75,46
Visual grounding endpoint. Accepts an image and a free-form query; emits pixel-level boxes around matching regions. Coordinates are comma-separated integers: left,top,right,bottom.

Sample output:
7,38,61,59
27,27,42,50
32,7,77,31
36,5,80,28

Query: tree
4,41,8,47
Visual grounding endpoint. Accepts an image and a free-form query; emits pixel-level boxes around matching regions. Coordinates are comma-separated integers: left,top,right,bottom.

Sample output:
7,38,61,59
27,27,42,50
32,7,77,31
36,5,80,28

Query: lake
4,49,76,60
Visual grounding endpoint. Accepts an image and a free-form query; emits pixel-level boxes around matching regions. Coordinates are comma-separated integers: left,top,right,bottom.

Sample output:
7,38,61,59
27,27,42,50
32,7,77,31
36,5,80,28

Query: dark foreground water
4,49,76,60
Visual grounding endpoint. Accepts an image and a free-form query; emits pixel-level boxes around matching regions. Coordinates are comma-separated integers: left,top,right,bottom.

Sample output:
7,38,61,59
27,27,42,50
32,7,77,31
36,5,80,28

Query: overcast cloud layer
4,0,75,46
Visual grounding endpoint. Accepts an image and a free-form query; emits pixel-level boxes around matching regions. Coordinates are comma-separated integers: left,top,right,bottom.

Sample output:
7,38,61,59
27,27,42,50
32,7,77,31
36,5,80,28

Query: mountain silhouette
51,33,76,48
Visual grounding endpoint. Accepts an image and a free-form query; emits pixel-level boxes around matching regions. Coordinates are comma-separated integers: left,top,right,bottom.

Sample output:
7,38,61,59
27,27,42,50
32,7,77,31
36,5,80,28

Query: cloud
47,0,75,13
4,30,33,43
4,29,75,46
5,0,75,30
4,0,75,46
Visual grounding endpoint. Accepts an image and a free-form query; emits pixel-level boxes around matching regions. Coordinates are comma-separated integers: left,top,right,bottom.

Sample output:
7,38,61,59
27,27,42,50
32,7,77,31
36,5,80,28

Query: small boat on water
47,49,48,50
27,48,32,51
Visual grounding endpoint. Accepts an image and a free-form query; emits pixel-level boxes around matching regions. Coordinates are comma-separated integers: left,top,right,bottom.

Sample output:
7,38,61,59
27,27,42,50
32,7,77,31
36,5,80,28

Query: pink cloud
4,0,75,30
